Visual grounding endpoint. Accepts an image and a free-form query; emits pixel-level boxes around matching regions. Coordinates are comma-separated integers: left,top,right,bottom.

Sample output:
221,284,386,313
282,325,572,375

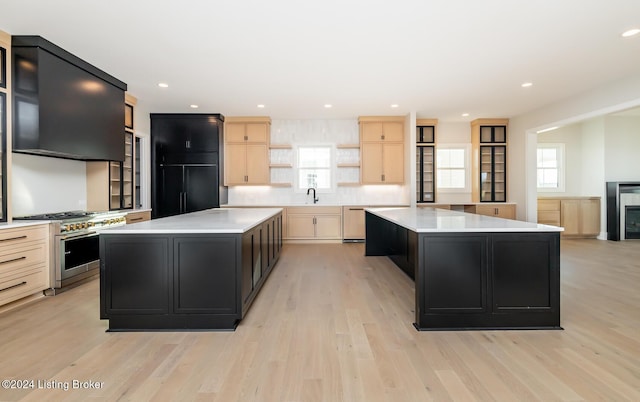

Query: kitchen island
99,208,283,331
365,207,563,330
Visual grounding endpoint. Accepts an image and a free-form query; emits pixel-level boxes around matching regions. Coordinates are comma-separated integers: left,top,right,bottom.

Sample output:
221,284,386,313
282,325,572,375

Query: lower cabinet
0,224,49,307
126,210,151,224
537,197,600,238
100,212,282,330
469,204,516,219
285,206,341,240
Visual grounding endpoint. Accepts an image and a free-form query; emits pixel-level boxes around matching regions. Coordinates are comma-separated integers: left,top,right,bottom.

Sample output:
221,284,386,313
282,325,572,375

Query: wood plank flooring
0,239,638,401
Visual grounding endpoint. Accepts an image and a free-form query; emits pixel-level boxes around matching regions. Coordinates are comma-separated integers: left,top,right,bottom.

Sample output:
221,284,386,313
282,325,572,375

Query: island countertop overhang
99,207,283,234
366,207,563,233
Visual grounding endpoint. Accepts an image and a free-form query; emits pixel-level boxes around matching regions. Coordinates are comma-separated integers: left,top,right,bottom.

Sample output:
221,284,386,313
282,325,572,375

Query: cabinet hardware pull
0,256,27,265
349,208,364,211
382,174,385,182
130,217,143,222
244,135,248,141
0,235,28,242
381,134,385,140
0,281,27,293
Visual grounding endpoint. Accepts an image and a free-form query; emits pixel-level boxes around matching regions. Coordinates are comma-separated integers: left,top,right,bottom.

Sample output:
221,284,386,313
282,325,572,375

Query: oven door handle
58,231,100,241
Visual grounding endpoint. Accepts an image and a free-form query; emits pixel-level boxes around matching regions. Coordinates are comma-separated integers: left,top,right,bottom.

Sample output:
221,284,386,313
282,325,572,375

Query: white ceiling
1,0,640,121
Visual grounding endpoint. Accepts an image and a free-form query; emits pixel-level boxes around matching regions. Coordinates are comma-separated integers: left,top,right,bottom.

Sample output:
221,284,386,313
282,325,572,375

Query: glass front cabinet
109,131,134,209
472,119,508,203
416,119,437,203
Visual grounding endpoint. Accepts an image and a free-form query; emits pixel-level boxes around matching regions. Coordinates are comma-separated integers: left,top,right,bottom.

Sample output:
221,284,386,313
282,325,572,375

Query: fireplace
625,206,640,239
607,182,640,241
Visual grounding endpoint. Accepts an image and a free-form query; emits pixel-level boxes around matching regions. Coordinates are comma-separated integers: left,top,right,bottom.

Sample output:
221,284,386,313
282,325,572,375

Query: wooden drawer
0,243,47,280
126,210,151,224
0,268,47,305
538,199,561,211
286,206,341,215
0,225,48,252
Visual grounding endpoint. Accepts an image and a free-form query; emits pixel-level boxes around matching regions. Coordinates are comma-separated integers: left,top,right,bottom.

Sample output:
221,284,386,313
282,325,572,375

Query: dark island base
100,212,283,331
365,212,562,331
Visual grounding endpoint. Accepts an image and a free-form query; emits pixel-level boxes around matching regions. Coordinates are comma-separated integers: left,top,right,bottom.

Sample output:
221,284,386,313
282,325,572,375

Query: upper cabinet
224,117,270,185
359,116,405,184
471,118,508,202
416,119,437,203
0,33,9,222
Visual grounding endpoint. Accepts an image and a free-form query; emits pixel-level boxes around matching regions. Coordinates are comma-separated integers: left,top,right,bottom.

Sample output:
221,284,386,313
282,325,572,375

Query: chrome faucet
306,187,319,204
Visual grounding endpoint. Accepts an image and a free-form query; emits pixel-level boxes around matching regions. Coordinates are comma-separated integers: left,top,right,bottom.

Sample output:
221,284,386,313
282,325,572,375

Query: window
297,146,332,190
537,143,564,192
436,145,470,192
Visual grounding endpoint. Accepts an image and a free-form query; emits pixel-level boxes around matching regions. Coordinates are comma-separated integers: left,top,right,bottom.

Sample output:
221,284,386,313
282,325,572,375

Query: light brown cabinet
359,116,405,184
537,197,600,238
472,203,516,219
224,117,271,185
0,224,49,307
342,206,366,240
285,206,342,240
126,210,151,224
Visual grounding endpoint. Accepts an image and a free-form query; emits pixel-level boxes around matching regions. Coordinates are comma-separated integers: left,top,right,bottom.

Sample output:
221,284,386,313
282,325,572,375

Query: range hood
12,36,127,161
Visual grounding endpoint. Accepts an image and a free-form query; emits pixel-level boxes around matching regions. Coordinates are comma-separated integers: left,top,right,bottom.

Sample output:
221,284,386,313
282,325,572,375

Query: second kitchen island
99,208,283,331
365,207,563,330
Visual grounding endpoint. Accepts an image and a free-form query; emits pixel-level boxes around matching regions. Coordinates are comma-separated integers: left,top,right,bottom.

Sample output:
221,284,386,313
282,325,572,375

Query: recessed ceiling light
257,104,265,108
462,113,469,117
622,28,640,37
190,104,198,109
158,83,169,88
536,126,559,133
522,82,533,88
391,104,399,108
324,104,332,108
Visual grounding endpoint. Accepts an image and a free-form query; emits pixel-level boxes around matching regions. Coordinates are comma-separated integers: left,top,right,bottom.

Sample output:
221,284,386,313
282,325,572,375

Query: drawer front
286,206,341,215
126,210,151,224
538,199,561,211
0,269,47,305
0,244,47,280
0,225,48,251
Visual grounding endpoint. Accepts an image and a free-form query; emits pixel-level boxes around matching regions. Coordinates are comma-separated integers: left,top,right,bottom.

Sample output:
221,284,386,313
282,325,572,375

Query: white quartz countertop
0,220,52,229
99,208,283,234
366,207,563,233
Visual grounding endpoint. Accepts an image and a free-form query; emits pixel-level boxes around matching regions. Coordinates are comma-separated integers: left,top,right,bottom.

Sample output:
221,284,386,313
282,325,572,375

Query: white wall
604,115,640,181
11,153,87,216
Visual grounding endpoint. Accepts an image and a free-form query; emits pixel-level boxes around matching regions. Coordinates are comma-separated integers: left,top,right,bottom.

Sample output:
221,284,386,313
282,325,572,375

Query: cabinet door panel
174,237,237,313
159,165,183,218
580,200,600,236
560,200,581,235
361,142,383,183
184,165,218,212
343,207,365,239
246,144,269,184
361,122,384,142
225,123,246,143
287,215,315,238
245,123,268,143
225,144,247,184
382,122,403,142
315,215,342,239
382,143,404,183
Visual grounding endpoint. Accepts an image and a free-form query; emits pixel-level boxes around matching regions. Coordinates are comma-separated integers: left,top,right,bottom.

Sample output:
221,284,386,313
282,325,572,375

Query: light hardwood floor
0,239,639,401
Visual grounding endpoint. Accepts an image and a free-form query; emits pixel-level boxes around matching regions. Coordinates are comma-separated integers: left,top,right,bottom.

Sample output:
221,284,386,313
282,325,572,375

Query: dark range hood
12,36,127,161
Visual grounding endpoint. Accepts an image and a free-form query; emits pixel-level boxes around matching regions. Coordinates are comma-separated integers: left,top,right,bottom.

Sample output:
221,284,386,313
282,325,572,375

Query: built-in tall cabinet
0,33,8,222
471,119,508,202
87,94,136,211
224,117,270,185
416,119,437,203
150,114,227,219
359,116,405,184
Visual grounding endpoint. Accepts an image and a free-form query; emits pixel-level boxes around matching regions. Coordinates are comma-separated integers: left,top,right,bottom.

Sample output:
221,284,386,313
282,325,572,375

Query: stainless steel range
14,210,127,294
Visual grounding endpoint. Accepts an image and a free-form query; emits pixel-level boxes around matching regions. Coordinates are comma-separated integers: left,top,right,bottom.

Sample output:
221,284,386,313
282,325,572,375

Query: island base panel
107,314,239,331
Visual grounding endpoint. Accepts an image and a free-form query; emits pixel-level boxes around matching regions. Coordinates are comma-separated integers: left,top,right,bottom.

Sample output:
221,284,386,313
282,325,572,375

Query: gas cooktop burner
17,211,94,220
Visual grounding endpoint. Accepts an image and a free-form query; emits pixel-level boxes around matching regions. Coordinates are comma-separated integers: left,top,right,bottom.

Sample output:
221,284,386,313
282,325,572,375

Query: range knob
88,222,95,228
68,224,76,230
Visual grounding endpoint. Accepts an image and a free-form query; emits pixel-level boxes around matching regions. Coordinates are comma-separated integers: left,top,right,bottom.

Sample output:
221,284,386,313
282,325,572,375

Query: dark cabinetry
100,211,283,330
151,114,227,219
471,119,508,203
0,91,6,222
416,120,436,203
